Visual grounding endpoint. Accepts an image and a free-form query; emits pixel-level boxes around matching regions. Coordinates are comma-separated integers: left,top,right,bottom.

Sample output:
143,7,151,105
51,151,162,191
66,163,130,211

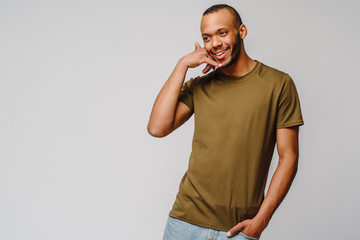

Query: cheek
226,39,235,47
204,44,212,52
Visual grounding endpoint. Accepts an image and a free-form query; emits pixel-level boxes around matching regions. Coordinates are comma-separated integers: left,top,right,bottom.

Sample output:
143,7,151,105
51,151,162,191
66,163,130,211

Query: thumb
226,222,244,237
194,42,201,51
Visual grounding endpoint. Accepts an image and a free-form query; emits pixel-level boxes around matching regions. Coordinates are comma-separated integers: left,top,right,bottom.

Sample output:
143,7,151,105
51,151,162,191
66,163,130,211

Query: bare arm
255,126,299,223
227,126,300,238
147,43,221,138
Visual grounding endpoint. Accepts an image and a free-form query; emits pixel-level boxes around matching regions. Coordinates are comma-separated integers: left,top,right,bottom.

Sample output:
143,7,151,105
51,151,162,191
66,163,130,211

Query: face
201,9,242,68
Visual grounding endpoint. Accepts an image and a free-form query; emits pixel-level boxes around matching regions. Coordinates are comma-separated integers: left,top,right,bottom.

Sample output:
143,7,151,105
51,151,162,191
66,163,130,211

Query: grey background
0,0,359,239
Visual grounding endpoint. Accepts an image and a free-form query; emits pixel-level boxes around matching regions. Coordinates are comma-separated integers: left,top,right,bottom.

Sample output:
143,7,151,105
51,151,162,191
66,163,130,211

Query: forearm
254,155,298,227
148,43,222,137
147,58,188,136
227,128,300,238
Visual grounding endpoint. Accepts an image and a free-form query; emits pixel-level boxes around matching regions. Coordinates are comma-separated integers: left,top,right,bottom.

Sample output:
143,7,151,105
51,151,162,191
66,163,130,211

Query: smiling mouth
213,48,228,59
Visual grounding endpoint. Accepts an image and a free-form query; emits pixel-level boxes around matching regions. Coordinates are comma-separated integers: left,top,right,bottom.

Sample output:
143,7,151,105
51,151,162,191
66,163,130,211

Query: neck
220,43,257,77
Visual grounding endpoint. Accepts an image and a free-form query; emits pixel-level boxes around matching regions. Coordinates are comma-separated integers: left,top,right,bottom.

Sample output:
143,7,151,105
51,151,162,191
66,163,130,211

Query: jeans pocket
239,232,260,240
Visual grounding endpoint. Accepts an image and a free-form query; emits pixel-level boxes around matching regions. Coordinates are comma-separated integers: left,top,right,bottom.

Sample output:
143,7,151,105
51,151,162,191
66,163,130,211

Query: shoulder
258,62,289,82
256,61,297,90
250,61,301,101
186,70,218,87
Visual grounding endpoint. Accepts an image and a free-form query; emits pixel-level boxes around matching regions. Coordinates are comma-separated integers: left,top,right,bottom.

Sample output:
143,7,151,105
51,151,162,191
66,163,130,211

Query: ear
238,24,248,39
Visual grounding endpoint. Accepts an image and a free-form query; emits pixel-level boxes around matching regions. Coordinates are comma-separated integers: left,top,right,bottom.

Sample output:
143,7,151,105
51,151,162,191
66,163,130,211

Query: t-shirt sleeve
276,74,304,128
178,78,194,113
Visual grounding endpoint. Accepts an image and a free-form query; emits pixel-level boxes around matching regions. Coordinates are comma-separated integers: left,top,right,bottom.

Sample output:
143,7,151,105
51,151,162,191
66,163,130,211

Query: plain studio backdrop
0,0,359,239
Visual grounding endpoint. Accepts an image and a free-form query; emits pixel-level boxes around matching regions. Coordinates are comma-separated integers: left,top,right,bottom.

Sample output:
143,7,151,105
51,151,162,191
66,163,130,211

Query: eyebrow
202,27,229,36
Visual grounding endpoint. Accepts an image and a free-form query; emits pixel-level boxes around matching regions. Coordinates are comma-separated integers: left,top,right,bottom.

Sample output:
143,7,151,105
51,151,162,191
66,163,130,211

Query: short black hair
203,4,243,28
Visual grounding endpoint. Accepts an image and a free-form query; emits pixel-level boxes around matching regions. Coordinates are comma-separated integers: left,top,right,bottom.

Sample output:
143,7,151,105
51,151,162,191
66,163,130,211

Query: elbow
292,153,299,172
290,156,299,176
147,124,169,138
292,160,299,176
279,152,299,172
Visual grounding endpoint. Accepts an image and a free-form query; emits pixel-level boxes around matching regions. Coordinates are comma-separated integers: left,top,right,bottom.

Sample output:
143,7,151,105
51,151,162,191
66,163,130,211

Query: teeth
215,50,226,56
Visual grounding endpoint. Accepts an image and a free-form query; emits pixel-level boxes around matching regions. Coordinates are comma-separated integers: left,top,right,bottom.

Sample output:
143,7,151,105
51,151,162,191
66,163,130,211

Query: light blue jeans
163,216,260,240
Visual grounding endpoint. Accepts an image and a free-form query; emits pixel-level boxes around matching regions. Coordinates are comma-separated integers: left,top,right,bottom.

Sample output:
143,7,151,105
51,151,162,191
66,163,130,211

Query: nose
212,37,222,49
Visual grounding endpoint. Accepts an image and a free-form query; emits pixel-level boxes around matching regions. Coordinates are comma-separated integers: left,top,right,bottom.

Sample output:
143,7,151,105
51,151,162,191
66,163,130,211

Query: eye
220,31,227,35
203,36,210,41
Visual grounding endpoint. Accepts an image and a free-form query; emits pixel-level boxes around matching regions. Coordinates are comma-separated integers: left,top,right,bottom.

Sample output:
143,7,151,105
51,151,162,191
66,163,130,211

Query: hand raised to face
181,42,222,74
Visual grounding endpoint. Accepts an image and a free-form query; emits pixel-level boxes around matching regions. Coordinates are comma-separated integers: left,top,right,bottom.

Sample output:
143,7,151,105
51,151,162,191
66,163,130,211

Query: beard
221,34,241,68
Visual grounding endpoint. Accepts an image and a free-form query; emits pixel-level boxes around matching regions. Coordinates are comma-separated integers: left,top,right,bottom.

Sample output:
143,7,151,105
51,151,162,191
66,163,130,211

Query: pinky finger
202,63,212,74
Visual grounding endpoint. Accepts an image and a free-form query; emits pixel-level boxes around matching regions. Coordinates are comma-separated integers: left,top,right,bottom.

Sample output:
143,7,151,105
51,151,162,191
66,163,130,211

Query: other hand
226,217,267,239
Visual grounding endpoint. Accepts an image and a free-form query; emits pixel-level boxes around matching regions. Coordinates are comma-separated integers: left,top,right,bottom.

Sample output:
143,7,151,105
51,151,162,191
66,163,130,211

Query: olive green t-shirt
169,60,304,231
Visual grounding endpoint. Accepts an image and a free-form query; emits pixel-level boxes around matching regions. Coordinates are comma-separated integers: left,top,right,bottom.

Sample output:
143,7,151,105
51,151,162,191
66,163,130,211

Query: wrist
253,214,270,230
178,56,190,69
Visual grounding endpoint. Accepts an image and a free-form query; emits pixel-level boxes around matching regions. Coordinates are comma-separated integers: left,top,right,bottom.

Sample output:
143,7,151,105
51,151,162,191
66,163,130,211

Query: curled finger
202,63,212,74
203,57,222,68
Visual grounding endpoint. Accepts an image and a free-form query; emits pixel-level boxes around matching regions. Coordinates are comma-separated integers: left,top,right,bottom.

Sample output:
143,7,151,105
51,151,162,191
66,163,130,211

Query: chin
219,59,233,68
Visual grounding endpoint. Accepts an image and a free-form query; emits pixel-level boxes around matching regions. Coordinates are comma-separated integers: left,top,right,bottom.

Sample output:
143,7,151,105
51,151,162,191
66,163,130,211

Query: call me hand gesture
180,42,222,73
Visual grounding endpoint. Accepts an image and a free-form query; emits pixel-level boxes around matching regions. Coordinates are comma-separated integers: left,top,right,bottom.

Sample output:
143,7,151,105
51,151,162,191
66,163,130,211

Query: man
147,4,304,240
